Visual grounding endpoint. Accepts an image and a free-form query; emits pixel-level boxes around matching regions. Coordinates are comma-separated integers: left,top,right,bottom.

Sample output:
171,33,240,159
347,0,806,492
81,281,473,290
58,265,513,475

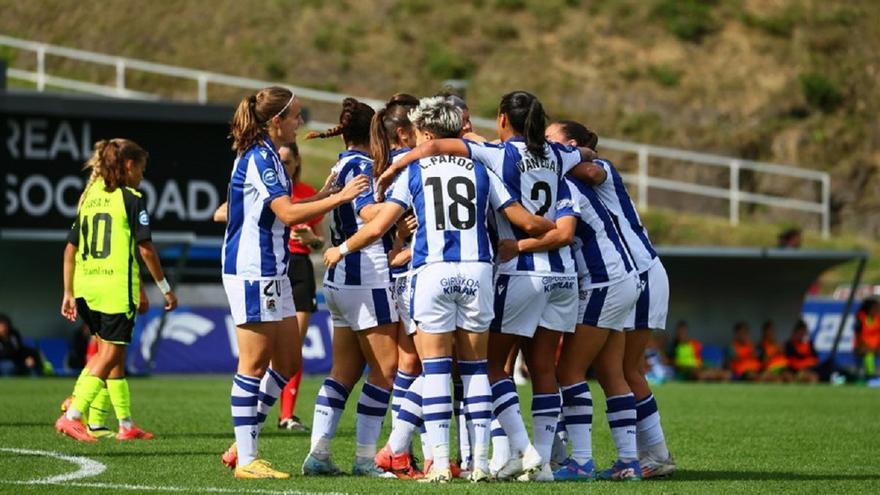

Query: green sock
69,375,105,419
71,367,91,399
866,352,876,376
107,378,132,428
88,387,111,428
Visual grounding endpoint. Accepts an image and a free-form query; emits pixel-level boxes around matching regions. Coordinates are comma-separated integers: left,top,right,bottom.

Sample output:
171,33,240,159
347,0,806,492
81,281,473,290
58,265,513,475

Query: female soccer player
325,96,555,483
376,91,596,481
222,86,368,479
301,97,402,478
57,138,178,442
548,120,674,480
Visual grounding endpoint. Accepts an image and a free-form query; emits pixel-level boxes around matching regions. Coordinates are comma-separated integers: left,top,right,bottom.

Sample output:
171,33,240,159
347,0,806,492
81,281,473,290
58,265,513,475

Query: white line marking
0,447,106,483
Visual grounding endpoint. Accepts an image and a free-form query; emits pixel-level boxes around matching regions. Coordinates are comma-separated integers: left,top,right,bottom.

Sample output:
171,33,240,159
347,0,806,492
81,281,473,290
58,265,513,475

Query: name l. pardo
421,155,474,170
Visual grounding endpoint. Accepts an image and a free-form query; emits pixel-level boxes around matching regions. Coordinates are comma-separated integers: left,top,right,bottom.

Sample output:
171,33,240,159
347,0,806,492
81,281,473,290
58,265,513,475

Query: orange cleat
375,444,422,479
116,424,155,440
55,414,97,442
222,442,238,469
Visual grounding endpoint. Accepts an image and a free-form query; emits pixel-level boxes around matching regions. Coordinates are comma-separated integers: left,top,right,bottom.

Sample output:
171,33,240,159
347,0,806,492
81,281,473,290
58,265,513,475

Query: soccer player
324,96,554,483
57,138,178,442
548,120,675,479
301,98,401,478
221,86,368,479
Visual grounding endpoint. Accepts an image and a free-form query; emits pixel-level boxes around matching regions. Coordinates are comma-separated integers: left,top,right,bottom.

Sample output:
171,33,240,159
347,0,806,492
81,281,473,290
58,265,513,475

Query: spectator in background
759,321,792,382
0,313,42,376
785,320,819,383
644,333,674,384
727,322,772,382
854,298,880,379
670,321,730,382
777,227,802,249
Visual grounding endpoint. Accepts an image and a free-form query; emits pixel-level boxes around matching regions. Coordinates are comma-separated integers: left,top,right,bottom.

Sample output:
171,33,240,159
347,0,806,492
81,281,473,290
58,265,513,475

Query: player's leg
522,328,563,481
279,260,315,430
256,315,300,435
418,331,455,483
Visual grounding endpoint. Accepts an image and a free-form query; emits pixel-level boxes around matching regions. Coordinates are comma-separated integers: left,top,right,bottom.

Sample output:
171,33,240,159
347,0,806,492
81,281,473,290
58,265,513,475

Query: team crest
266,298,276,311
261,168,279,186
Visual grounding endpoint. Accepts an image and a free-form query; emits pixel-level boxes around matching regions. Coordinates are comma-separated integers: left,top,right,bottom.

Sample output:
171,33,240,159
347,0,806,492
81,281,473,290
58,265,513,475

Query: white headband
272,93,295,121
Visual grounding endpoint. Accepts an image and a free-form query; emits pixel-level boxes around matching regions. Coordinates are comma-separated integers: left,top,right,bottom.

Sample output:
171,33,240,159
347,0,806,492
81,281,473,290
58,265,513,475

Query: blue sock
231,373,261,466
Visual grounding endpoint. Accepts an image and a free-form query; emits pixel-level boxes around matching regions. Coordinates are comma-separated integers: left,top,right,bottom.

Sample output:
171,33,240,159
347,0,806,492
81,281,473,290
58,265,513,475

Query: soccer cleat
597,459,642,481
87,426,115,439
277,416,310,432
374,444,421,479
550,434,568,470
640,453,676,479
495,444,542,480
116,424,155,440
301,453,343,476
234,459,290,479
418,467,452,483
517,463,554,482
221,442,238,470
468,467,491,483
352,458,397,478
553,458,595,481
55,414,97,442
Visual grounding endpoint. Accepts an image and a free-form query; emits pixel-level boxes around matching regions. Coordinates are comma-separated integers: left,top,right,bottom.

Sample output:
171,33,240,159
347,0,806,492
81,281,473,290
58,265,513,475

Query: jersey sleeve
464,139,505,173
67,216,81,246
252,151,290,205
353,161,378,214
556,179,581,219
487,169,515,211
553,143,584,175
123,188,153,243
386,166,413,209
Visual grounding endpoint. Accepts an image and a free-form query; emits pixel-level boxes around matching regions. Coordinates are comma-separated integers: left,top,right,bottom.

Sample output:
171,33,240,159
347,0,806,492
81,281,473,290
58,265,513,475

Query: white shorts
491,274,578,337
223,276,296,326
324,284,397,332
391,275,416,336
410,262,494,334
625,261,670,331
578,275,640,331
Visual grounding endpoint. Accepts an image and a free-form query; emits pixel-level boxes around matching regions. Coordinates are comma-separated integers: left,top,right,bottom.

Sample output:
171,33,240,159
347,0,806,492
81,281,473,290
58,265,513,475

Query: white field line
0,447,352,495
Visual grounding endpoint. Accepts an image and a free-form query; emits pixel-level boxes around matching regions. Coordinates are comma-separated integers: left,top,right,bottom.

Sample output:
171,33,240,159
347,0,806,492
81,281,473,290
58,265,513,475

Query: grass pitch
0,376,878,494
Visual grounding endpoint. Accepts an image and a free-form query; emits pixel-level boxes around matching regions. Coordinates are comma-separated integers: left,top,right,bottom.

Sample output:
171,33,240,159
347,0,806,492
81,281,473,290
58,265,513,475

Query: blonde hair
79,138,148,206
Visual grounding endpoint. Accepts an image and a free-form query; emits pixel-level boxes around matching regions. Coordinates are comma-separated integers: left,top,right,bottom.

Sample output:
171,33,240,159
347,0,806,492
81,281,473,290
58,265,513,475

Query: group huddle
218,86,675,482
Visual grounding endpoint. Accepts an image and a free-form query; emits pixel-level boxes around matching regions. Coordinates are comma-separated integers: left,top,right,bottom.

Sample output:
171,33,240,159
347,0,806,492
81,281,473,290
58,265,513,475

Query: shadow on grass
675,470,880,482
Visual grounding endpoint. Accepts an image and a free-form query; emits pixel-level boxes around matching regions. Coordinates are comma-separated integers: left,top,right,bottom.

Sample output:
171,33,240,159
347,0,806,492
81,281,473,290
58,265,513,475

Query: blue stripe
564,414,593,425
257,206,277,277
636,395,658,420
423,357,453,374
609,418,637,428
316,396,347,409
635,270,650,329
357,404,388,417
490,378,516,398
322,378,350,399
410,165,428,268
491,428,506,438
266,368,288,388
232,416,259,427
458,360,488,375
583,286,608,326
465,411,493,420
548,249,565,273
392,389,408,398
606,395,636,413
398,409,423,427
609,211,637,273
396,370,419,381
605,160,656,258
408,273,417,326
235,373,261,384
244,280,261,323
561,382,590,400
234,376,260,395
222,156,248,275
362,382,392,403
494,396,519,415
422,396,453,406
532,394,561,410
391,404,401,412
563,397,593,407
442,231,461,262
231,395,258,407
490,274,510,332
533,411,561,418
403,391,423,405
463,395,493,405
257,393,277,407
256,412,267,423
474,166,491,262
371,288,393,325
424,412,452,422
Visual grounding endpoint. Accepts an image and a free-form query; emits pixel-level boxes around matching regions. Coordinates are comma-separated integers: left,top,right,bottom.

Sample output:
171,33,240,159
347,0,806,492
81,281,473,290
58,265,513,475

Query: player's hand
318,171,340,196
164,291,178,311
61,293,77,322
376,170,398,200
293,226,318,244
324,247,342,268
498,239,520,263
388,246,412,268
396,213,418,239
336,175,369,203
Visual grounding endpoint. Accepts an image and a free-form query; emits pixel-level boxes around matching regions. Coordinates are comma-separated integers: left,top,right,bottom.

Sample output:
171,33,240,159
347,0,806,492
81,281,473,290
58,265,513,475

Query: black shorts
287,253,317,313
76,298,135,345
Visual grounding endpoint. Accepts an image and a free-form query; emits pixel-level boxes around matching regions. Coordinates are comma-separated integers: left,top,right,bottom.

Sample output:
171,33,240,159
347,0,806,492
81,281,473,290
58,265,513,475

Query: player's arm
500,202,556,237
270,175,368,226
324,202,406,268
213,201,228,223
377,139,470,192
124,188,177,311
567,162,607,186
556,143,603,185
61,241,78,322
501,216,577,262
294,171,339,203
137,242,177,311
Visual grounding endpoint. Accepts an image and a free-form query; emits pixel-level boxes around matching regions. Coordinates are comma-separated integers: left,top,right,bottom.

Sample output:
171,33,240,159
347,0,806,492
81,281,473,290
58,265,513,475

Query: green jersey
67,178,152,315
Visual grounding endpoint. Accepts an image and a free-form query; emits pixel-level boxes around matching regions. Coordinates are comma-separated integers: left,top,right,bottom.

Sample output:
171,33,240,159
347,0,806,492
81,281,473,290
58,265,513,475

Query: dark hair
859,298,879,315
435,89,468,111
370,93,419,177
230,86,294,152
80,138,148,205
792,319,808,334
499,91,547,159
306,97,374,147
734,321,748,333
555,120,599,150
761,320,774,332
280,142,302,185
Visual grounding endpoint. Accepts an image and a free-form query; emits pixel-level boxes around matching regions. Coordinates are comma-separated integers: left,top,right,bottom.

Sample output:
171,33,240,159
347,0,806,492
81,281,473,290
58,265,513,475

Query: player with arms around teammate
325,96,555,483
221,86,368,479
57,138,178,442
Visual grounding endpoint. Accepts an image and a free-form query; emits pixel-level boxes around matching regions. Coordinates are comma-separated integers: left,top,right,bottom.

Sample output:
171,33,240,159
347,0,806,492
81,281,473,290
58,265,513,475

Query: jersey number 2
531,181,552,217
81,213,113,260
425,176,476,230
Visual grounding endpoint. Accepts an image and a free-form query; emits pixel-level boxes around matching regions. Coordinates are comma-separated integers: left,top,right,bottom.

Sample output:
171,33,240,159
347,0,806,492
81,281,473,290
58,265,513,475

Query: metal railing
0,34,830,237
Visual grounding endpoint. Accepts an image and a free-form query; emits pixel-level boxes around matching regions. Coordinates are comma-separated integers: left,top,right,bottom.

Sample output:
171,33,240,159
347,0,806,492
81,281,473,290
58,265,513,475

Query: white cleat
516,463,554,482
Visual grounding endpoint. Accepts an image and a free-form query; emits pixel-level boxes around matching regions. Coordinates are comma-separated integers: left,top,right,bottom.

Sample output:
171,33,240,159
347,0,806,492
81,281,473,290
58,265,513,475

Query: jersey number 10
425,176,476,231
80,213,113,260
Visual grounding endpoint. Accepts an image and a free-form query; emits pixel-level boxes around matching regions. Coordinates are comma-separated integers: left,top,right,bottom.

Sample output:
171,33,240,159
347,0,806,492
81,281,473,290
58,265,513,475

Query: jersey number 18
425,176,476,231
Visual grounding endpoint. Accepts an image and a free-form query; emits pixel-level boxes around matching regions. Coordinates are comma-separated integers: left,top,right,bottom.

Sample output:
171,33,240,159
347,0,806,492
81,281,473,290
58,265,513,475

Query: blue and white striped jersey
325,150,392,288
592,159,658,273
386,154,514,268
222,138,291,278
388,147,412,279
566,178,635,288
466,137,581,275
